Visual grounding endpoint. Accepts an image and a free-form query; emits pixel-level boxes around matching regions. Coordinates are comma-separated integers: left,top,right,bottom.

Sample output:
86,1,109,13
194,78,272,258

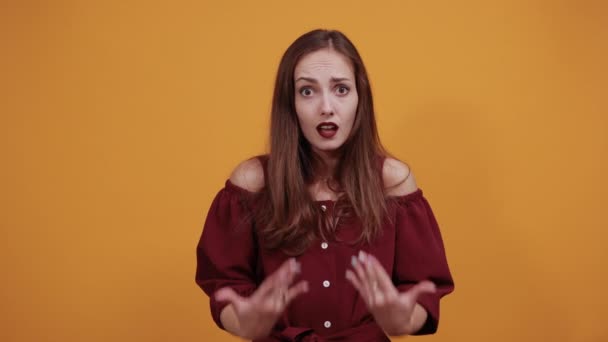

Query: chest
256,206,398,284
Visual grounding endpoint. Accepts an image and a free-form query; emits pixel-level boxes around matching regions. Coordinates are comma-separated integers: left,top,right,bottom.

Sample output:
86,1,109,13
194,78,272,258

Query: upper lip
316,122,339,130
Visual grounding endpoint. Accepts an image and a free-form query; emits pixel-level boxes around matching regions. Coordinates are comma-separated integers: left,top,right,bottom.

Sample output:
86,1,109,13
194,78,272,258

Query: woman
196,29,454,341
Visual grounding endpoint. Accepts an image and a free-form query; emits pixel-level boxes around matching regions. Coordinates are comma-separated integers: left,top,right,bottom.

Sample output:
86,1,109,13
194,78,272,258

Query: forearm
384,303,428,336
219,305,275,340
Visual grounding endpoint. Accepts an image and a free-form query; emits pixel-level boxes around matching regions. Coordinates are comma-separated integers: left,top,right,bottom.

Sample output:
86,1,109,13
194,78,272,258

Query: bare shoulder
382,157,419,196
229,157,265,193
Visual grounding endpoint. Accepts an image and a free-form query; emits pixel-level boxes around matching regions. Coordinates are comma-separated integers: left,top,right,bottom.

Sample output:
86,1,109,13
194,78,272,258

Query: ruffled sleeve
392,189,455,335
195,180,258,329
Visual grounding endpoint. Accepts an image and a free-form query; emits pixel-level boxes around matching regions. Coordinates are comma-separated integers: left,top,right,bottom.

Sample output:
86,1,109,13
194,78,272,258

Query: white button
323,280,330,287
320,204,327,212
324,321,331,328
321,242,328,249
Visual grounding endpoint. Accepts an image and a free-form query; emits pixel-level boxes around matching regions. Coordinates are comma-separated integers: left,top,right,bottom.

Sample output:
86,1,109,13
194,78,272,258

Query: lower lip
317,128,338,138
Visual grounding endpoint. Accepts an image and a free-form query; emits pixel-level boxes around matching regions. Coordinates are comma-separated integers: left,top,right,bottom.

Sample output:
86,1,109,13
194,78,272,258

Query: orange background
1,1,607,341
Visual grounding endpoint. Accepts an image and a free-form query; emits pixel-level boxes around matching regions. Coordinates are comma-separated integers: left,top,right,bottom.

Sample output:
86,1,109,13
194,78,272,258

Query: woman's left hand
345,250,436,336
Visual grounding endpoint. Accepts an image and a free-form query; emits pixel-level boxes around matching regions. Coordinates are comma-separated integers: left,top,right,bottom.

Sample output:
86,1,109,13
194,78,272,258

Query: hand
215,258,309,340
345,251,436,336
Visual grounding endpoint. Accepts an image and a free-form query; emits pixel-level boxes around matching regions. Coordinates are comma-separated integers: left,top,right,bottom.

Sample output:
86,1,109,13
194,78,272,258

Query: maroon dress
196,159,454,341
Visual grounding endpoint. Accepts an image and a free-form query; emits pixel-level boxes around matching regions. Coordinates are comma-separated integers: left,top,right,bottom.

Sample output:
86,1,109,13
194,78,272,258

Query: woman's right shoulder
228,156,266,193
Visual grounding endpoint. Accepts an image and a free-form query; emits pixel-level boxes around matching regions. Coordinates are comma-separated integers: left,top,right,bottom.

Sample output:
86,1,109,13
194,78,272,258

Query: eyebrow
295,77,352,83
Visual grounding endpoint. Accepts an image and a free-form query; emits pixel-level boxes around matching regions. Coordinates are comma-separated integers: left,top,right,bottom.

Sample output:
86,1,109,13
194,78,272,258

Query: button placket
319,202,333,330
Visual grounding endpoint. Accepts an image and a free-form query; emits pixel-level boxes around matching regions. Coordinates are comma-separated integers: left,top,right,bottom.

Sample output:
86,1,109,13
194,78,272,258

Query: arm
385,158,455,335
382,158,454,335
195,158,263,331
384,158,432,335
346,250,437,336
196,157,308,339
215,258,308,340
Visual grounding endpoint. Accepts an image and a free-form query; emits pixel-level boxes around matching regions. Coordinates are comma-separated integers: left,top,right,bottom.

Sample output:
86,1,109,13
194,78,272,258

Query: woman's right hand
214,258,309,340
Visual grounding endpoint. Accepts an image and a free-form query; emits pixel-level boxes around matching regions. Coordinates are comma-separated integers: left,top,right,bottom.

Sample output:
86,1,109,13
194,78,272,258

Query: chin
312,143,345,154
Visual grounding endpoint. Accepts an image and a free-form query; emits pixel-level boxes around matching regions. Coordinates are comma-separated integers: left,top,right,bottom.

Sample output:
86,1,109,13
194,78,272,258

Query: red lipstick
316,122,339,138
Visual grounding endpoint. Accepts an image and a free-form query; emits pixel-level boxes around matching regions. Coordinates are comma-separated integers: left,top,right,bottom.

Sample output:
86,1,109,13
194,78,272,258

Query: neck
312,148,340,181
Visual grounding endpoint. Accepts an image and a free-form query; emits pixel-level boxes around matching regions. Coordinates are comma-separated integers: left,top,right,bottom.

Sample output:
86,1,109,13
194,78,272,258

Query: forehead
294,49,354,78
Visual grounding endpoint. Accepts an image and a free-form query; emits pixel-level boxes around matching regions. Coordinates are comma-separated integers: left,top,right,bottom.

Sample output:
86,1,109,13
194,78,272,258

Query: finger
345,270,366,301
360,251,381,305
359,251,378,290
273,287,286,313
405,280,437,301
346,268,381,307
257,258,301,312
361,252,393,306
351,253,373,303
360,251,383,304
359,251,382,283
280,258,301,287
285,280,309,303
345,270,361,290
255,258,300,300
269,280,308,313
367,254,398,298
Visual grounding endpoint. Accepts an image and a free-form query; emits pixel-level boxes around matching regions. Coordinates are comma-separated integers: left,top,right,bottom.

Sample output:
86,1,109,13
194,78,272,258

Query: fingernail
351,255,358,267
291,259,301,273
358,250,366,262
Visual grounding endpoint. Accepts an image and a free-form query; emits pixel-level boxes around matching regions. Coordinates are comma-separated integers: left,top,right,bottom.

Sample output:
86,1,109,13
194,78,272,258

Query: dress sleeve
195,181,258,329
392,189,455,335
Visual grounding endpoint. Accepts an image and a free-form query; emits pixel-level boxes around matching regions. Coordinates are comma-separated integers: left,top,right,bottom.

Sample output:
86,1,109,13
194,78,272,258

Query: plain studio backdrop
1,1,606,341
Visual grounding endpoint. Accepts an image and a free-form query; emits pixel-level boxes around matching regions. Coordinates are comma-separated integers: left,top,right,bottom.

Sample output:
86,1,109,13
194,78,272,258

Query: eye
336,85,350,95
299,87,313,96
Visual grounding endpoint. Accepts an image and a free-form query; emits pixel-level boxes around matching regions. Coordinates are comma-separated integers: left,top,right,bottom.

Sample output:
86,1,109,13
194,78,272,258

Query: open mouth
316,122,339,138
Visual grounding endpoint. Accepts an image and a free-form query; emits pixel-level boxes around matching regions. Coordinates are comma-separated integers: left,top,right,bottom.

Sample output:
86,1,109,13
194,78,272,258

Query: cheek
294,101,304,124
295,102,314,125
345,97,358,123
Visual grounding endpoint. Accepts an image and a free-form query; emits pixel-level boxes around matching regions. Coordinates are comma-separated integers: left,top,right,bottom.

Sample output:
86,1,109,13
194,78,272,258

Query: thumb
407,280,437,300
214,287,243,305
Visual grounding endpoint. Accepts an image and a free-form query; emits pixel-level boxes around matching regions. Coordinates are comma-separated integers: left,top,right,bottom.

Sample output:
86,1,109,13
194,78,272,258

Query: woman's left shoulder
382,157,419,197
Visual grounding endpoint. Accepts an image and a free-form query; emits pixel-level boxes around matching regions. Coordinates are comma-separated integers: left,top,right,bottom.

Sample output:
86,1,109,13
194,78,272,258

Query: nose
320,92,334,116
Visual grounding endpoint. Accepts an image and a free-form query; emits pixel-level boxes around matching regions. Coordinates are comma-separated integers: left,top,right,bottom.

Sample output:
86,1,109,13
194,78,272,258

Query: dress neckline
224,179,423,204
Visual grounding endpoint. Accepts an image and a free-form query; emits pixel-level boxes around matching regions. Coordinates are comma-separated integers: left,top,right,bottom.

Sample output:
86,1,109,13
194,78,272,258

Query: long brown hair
254,29,389,255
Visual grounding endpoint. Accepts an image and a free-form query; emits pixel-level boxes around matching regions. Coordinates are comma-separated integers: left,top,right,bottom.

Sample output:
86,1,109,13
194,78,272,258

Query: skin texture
294,48,358,169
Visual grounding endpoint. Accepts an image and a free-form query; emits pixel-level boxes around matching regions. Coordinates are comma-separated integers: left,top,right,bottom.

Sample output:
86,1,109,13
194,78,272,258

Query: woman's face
294,49,358,157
